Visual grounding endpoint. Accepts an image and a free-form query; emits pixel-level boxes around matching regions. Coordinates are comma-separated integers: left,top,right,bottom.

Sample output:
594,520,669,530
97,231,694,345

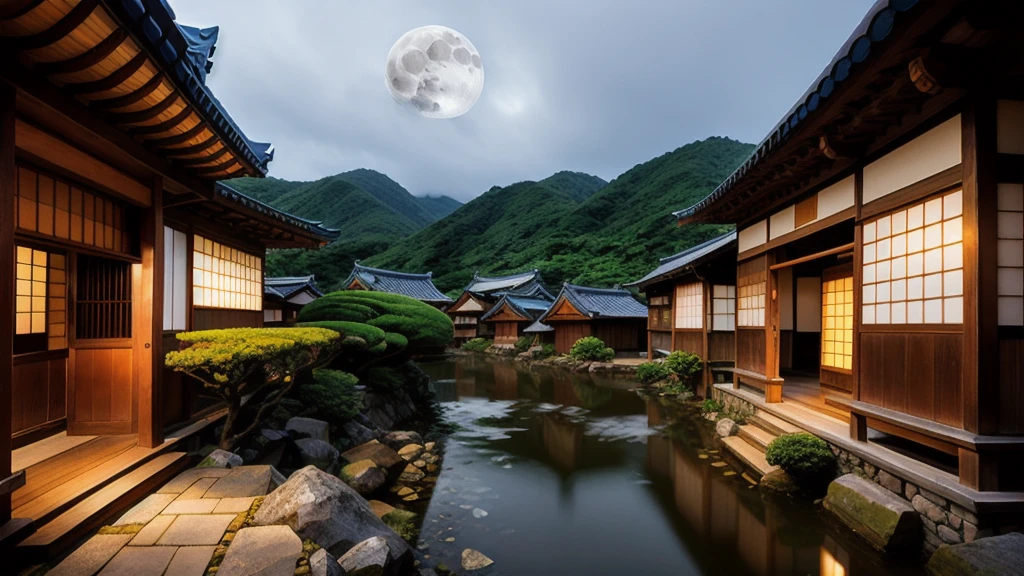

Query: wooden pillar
0,80,15,524
134,177,164,448
765,252,782,403
701,278,710,397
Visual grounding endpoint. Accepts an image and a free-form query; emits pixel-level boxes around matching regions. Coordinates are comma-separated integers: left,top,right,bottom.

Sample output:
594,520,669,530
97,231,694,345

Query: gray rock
937,524,962,545
253,466,412,569
296,438,340,472
310,548,345,576
287,417,330,443
262,428,290,442
341,440,404,473
397,444,424,462
341,460,387,496
715,418,739,438
925,532,1024,576
461,548,494,571
338,536,390,576
269,466,288,490
218,525,302,576
913,494,948,524
877,470,902,494
823,474,921,555
198,449,243,469
382,431,423,451
344,421,378,446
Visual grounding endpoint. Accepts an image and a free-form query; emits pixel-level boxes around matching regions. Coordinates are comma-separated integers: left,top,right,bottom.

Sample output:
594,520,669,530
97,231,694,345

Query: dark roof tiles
345,263,453,304
544,283,647,321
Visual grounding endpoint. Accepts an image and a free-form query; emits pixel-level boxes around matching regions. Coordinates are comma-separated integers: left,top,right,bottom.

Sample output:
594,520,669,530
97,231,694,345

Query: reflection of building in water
454,361,485,398
542,413,584,472
551,373,580,408
647,435,849,575
429,379,458,403
492,362,520,401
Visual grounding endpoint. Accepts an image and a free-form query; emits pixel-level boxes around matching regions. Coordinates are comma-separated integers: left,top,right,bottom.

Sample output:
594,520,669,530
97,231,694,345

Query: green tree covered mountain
366,137,753,293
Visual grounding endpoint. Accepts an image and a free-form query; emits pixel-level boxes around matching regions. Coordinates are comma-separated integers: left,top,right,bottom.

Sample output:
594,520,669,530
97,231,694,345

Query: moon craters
453,47,471,66
471,54,482,69
385,25,484,118
427,39,452,62
401,49,427,75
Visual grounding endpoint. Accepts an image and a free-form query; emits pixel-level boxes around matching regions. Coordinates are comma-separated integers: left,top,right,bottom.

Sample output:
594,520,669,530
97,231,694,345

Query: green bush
569,336,614,362
664,350,703,384
765,433,837,483
461,338,492,352
165,327,341,450
298,291,454,352
636,361,671,384
514,335,534,352
701,397,724,414
533,343,557,359
300,369,362,423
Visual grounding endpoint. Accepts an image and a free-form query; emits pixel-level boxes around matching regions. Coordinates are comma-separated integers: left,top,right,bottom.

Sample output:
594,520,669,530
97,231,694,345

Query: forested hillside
367,137,752,293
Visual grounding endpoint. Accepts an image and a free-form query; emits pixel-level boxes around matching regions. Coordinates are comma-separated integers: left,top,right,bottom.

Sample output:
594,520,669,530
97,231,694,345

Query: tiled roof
265,275,323,300
625,231,737,289
672,0,919,222
480,295,554,322
113,0,277,174
465,270,545,295
543,283,647,321
345,263,453,304
522,319,554,333
216,183,341,242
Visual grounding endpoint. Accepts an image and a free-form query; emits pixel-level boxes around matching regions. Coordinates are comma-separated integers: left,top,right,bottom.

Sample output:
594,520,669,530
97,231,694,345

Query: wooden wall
736,328,766,375
69,345,133,434
194,309,262,331
11,355,66,436
554,322,591,354
708,332,735,363
860,332,963,428
673,330,704,358
493,321,519,346
650,331,671,353
998,338,1023,433
594,320,645,352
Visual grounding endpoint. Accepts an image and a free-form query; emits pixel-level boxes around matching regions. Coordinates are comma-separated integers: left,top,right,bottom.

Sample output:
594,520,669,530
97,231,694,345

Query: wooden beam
15,119,150,207
818,134,863,160
176,145,229,167
765,252,781,403
130,107,192,137
0,81,15,524
768,243,855,271
148,122,206,148
0,0,44,19
111,94,179,125
90,72,164,111
33,29,127,76
9,0,99,51
134,176,163,448
165,135,219,158
65,51,146,96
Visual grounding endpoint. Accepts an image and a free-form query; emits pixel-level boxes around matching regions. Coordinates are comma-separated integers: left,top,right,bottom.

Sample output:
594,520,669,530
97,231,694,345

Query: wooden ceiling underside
1,0,255,180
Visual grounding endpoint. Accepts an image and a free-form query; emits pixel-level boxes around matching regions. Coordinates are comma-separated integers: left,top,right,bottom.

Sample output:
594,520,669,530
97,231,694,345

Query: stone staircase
720,410,802,479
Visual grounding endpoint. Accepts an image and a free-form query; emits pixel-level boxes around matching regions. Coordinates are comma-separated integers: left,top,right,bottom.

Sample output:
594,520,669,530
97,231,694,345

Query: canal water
416,355,922,576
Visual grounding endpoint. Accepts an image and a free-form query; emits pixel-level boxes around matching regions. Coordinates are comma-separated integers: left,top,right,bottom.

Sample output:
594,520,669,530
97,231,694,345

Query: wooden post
701,279,710,397
134,176,164,448
765,252,782,403
0,80,15,524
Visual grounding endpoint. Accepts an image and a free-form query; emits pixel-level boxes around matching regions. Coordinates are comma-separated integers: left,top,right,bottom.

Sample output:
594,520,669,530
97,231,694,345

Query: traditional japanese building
539,283,648,355
672,0,1024,535
0,0,338,556
480,294,554,348
448,269,552,343
263,275,324,325
343,263,453,309
626,231,738,395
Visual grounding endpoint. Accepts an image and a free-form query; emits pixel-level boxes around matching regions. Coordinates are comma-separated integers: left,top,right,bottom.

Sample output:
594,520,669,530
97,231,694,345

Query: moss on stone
824,480,902,552
381,509,419,543
97,523,145,535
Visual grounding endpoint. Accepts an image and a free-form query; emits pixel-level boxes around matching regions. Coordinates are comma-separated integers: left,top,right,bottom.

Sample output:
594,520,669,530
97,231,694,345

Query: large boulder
341,440,404,474
382,431,423,452
341,460,387,496
309,548,344,576
217,525,302,576
296,438,340,472
287,417,330,443
823,474,921,555
344,421,378,446
397,444,424,462
925,533,1024,576
338,536,391,576
715,418,739,438
253,466,412,569
198,449,243,469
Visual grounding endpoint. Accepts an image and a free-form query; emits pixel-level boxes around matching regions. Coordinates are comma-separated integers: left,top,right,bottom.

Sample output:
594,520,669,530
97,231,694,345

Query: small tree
569,336,614,362
165,327,341,451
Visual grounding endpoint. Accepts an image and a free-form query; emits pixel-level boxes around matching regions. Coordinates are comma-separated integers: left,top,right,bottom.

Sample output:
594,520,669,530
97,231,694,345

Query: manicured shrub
765,433,837,484
165,327,341,450
461,338,492,352
514,335,534,352
533,343,557,359
300,369,362,423
636,361,671,384
664,350,703,385
298,291,453,352
569,336,614,362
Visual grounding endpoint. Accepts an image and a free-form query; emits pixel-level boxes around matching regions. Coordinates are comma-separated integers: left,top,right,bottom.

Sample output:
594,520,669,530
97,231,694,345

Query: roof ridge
354,263,433,279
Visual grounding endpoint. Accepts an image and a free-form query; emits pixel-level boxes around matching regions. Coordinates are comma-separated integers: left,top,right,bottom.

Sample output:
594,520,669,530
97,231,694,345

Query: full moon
385,25,484,119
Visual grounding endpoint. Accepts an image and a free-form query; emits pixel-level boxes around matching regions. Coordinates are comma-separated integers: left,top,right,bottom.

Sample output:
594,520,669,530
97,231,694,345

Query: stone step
721,436,779,480
737,424,776,452
750,411,801,436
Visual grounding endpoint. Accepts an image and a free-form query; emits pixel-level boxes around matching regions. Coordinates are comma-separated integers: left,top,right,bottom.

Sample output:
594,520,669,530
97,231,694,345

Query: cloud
172,0,874,202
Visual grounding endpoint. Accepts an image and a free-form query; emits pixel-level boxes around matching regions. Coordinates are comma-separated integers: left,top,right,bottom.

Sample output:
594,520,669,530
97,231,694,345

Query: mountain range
232,136,754,295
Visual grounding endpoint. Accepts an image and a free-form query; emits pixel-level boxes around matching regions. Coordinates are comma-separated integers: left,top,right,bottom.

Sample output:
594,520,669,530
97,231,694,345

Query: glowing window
862,190,963,324
997,183,1024,326
738,274,766,327
14,246,66,354
674,282,703,329
821,277,853,371
15,246,47,336
163,227,189,331
712,285,736,331
193,235,263,311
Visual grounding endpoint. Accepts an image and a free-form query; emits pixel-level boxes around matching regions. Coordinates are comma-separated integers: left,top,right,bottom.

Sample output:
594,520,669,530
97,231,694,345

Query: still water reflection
417,356,919,576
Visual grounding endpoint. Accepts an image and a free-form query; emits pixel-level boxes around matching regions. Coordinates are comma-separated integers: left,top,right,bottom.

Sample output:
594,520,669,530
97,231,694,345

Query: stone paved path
48,465,274,576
